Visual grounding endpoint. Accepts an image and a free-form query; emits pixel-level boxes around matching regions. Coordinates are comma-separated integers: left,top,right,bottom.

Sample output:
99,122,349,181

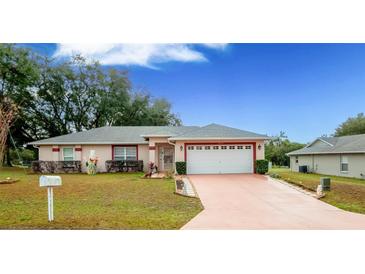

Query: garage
186,144,254,174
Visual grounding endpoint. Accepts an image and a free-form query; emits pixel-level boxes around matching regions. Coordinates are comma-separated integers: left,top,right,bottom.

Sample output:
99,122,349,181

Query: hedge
175,161,187,175
256,159,269,174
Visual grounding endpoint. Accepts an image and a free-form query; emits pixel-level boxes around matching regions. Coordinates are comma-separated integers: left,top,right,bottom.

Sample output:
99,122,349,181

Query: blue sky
21,43,365,143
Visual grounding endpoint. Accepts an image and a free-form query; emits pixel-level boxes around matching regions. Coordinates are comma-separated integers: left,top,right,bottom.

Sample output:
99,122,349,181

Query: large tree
265,132,305,166
334,113,365,137
0,44,182,165
0,44,39,164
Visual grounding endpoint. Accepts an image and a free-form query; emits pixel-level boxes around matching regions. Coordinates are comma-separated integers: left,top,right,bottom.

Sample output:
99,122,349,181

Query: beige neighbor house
29,123,268,174
288,134,365,179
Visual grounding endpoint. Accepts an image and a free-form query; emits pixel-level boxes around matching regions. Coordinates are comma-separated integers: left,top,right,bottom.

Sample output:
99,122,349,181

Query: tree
334,113,365,137
265,132,305,166
0,44,182,150
0,44,39,165
0,98,18,166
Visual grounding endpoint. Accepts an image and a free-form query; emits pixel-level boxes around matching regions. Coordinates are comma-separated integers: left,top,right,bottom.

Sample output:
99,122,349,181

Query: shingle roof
287,134,365,156
169,123,268,140
29,126,198,145
29,124,268,145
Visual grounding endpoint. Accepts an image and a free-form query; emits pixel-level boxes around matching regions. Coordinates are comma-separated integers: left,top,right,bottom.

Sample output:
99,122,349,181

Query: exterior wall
290,154,365,179
39,145,83,162
38,145,54,161
347,154,365,178
313,154,340,175
138,144,149,172
38,144,149,173
38,139,266,174
256,140,265,160
290,155,314,172
81,145,112,172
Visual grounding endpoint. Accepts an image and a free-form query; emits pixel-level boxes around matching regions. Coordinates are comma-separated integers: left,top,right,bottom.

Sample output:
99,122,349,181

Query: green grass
0,167,203,229
269,168,365,214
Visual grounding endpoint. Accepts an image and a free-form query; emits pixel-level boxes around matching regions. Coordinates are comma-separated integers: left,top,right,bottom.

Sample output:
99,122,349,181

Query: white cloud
53,43,227,68
202,43,228,50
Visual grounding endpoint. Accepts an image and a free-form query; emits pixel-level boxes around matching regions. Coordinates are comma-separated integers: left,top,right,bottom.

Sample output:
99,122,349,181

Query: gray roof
169,123,268,140
287,134,365,156
29,123,268,145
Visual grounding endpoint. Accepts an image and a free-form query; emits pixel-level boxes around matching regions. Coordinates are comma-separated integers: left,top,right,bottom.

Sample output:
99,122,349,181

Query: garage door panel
186,144,254,174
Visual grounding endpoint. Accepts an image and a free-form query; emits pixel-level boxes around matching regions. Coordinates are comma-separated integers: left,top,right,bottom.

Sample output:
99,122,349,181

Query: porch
150,143,175,173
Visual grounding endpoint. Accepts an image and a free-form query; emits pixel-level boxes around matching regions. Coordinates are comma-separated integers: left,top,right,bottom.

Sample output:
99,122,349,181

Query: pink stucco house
29,123,268,174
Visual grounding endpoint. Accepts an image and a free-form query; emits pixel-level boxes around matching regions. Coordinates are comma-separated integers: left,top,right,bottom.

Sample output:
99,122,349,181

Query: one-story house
287,134,365,179
29,123,269,174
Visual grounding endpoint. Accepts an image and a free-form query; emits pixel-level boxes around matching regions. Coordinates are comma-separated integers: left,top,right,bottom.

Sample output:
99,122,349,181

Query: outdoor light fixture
180,145,183,151
258,144,262,150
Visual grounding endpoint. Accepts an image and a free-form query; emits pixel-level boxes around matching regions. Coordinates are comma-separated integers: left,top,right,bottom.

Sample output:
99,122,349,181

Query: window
245,146,251,149
63,148,74,161
221,146,227,150
196,146,203,150
205,146,211,150
229,146,235,150
188,146,194,150
114,146,137,161
295,156,299,163
237,146,243,149
340,155,349,172
213,146,219,150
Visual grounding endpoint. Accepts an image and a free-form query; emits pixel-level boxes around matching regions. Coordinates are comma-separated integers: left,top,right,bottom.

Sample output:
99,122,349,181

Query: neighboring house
287,134,365,179
29,123,268,174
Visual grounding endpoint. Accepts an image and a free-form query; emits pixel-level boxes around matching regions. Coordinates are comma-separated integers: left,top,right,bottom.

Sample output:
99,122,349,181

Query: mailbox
39,176,62,222
39,176,62,187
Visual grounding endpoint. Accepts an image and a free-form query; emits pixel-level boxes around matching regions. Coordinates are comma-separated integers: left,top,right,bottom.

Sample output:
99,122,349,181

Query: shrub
10,148,36,166
175,161,187,175
256,159,269,174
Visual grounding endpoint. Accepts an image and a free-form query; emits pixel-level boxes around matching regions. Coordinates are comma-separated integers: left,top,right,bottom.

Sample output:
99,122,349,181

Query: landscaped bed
0,167,203,229
269,168,365,214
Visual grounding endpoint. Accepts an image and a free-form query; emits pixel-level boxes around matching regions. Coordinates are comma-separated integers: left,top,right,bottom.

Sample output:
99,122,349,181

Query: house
29,123,269,174
287,134,365,179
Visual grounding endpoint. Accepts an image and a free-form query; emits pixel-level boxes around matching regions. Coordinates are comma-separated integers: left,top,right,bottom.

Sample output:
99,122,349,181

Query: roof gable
306,138,334,148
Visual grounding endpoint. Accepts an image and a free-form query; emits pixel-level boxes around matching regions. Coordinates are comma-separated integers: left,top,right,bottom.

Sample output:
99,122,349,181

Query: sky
20,43,365,143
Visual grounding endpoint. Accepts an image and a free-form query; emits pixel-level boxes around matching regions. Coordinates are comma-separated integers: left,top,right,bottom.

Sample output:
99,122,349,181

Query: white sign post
39,176,62,222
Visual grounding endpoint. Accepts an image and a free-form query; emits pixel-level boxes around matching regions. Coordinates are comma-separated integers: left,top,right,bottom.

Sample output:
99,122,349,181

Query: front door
159,146,174,171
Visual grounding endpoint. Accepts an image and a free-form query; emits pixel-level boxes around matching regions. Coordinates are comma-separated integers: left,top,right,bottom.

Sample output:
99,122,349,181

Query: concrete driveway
182,174,365,229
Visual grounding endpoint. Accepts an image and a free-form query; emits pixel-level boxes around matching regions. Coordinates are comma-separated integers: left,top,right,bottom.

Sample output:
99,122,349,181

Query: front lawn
0,168,203,229
269,168,365,214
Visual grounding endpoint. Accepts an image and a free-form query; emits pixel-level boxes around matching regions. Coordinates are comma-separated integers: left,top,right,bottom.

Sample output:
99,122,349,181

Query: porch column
149,145,156,164
52,145,60,161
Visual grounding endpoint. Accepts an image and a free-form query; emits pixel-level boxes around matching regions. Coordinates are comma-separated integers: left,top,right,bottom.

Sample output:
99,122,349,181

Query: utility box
39,175,62,187
320,177,331,191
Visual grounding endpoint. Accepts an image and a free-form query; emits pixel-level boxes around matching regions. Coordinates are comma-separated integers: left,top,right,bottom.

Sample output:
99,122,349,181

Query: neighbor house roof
29,123,268,145
287,134,365,156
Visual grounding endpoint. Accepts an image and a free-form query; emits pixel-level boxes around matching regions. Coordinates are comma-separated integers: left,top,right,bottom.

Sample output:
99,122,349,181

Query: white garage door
186,144,254,174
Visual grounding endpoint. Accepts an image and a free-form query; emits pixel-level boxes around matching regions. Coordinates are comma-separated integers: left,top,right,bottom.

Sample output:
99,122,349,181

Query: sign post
39,176,62,222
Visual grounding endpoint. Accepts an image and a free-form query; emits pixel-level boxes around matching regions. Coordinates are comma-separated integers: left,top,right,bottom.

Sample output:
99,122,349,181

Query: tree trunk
4,137,12,167
6,146,12,166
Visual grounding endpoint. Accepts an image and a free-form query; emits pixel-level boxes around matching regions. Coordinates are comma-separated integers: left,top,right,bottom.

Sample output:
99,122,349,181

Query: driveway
182,174,365,229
